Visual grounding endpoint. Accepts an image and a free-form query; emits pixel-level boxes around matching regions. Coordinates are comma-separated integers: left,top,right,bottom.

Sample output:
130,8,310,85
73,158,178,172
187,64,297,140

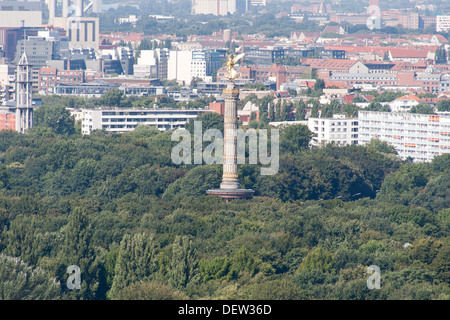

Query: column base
206,188,254,202
220,178,240,190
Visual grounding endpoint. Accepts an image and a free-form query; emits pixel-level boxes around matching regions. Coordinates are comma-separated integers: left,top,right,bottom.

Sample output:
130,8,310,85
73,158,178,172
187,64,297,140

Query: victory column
206,53,254,202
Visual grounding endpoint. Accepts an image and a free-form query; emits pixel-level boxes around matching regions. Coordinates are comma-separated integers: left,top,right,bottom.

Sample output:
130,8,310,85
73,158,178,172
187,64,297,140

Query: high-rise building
192,0,228,15
134,49,168,79
192,0,248,15
65,17,100,49
0,1,42,28
48,0,103,23
191,49,226,82
50,0,100,49
168,49,226,85
168,50,193,85
398,12,420,30
437,15,450,32
15,36,60,68
358,111,450,162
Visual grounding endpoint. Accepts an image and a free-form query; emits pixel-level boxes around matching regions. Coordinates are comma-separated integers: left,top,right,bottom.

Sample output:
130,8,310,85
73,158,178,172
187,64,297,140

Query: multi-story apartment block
15,36,60,68
80,108,211,135
191,49,226,83
439,74,450,93
358,111,450,162
436,15,450,32
330,71,398,88
308,114,359,147
398,12,420,30
134,49,168,79
168,49,226,85
192,0,248,16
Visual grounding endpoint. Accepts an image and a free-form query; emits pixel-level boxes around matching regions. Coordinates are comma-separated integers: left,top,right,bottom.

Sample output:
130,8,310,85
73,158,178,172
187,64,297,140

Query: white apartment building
168,50,193,85
388,95,420,112
436,15,450,32
440,74,450,93
191,50,208,81
168,49,225,85
358,111,450,162
308,114,359,147
192,0,238,15
192,0,228,15
134,49,168,79
80,108,211,135
119,15,138,26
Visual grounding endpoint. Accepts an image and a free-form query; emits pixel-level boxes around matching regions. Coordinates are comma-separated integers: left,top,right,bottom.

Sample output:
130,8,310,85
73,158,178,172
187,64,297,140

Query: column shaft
220,82,240,190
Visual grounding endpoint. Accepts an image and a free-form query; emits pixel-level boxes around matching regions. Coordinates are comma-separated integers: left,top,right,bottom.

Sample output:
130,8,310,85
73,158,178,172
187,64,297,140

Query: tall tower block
15,52,33,133
48,0,57,24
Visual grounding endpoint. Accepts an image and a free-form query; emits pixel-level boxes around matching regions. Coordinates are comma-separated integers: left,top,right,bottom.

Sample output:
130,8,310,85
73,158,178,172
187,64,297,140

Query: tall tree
275,100,281,122
99,89,125,108
57,207,106,299
169,235,197,289
296,100,306,120
280,124,314,154
108,232,158,299
310,100,320,117
282,101,291,121
437,100,450,112
435,45,447,64
33,104,76,136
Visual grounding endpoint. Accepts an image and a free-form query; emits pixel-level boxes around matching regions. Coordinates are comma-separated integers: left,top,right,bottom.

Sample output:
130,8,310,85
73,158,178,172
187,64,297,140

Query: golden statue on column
226,53,245,81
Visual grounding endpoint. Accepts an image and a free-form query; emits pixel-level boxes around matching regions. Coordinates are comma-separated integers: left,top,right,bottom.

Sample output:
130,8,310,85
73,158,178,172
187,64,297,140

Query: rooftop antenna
21,20,26,56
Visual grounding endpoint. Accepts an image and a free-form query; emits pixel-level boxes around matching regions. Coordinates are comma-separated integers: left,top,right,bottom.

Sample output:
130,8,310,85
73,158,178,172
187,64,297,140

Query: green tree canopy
437,100,450,112
0,254,61,300
33,104,76,136
280,124,314,154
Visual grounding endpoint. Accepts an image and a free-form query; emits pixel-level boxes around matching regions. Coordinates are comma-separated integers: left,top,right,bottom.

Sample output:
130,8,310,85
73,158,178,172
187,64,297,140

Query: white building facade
358,111,450,162
192,0,237,15
134,49,168,79
168,50,193,85
308,114,359,147
436,15,450,32
80,108,211,135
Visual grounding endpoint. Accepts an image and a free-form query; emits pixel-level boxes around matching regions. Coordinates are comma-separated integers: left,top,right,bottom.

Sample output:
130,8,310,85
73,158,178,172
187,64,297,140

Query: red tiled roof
389,48,430,58
364,95,376,102
302,58,357,70
342,95,354,104
395,95,421,101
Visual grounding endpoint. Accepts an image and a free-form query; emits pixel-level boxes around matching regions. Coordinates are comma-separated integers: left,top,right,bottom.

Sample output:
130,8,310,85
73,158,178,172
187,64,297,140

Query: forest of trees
0,102,449,300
